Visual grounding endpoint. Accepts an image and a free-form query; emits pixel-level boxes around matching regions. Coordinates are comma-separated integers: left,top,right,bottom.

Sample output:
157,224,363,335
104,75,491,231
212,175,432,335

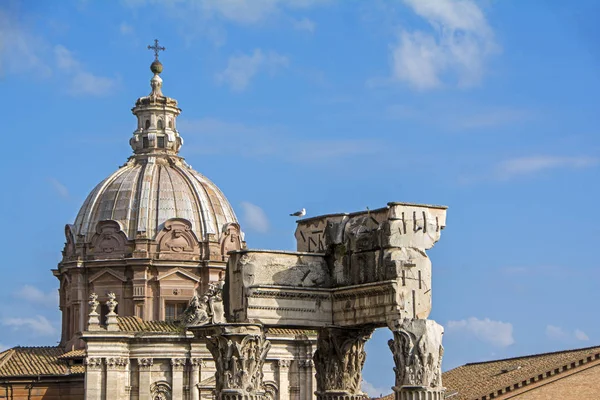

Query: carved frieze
313,327,373,397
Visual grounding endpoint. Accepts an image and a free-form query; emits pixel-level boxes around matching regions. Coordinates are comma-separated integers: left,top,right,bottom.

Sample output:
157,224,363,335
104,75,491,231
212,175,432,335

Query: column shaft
84,358,103,400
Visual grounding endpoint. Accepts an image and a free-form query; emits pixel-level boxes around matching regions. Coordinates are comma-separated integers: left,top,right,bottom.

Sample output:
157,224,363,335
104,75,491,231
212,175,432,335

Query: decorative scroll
313,327,373,397
388,319,444,390
205,330,271,398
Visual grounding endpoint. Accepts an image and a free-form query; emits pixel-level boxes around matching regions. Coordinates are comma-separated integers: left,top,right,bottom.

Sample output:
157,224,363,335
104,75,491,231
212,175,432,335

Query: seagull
290,208,306,217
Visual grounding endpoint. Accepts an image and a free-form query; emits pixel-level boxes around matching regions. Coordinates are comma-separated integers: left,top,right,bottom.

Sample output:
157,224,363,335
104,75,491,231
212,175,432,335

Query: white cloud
496,156,598,180
293,17,316,33
178,118,381,163
48,177,70,199
446,317,514,347
2,315,56,336
362,380,388,398
546,325,589,342
14,285,59,307
240,202,270,233
54,45,117,96
390,0,497,90
575,329,590,341
217,49,288,91
119,22,134,35
0,9,51,77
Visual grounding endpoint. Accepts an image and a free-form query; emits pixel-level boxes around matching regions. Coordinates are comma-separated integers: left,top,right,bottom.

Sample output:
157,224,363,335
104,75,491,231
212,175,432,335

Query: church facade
0,52,317,400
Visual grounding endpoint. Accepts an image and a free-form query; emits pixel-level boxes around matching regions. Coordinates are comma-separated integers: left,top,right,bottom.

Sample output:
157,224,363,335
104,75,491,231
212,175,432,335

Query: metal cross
147,39,166,61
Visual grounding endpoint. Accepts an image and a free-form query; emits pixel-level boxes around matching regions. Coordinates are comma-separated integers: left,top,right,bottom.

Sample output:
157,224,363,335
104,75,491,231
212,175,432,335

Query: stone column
196,324,271,400
105,357,129,399
388,319,445,400
277,360,291,400
299,359,315,400
171,358,186,400
190,358,204,400
313,327,373,400
137,358,153,399
84,357,103,400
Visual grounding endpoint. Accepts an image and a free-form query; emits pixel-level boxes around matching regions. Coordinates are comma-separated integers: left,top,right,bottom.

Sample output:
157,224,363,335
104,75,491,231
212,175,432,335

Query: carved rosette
202,325,271,400
106,357,129,369
388,319,444,400
137,358,154,369
85,357,103,370
171,357,187,371
313,327,373,400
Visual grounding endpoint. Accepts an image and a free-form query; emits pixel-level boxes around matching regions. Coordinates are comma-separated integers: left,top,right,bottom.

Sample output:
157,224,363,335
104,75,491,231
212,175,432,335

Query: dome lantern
130,40,183,156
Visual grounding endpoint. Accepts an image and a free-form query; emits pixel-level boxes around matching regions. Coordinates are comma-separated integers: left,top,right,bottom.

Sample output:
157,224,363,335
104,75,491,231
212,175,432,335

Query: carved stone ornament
150,380,172,400
191,358,206,368
181,278,225,327
138,358,154,369
87,292,101,328
106,357,129,368
219,222,243,260
203,326,271,399
313,327,373,399
157,218,197,254
263,381,279,400
171,357,187,370
90,220,129,258
388,319,444,391
85,357,103,369
106,292,118,314
278,359,291,369
63,224,76,259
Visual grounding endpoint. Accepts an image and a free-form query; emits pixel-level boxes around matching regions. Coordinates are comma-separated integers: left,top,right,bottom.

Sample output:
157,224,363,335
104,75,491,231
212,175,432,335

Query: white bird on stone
290,208,306,218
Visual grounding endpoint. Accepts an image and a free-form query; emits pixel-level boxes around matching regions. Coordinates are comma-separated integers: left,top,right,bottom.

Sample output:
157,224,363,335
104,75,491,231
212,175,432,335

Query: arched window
145,119,150,129
157,119,163,129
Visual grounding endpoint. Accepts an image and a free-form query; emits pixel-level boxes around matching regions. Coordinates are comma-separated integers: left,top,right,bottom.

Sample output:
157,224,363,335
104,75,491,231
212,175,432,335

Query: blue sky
1,0,599,396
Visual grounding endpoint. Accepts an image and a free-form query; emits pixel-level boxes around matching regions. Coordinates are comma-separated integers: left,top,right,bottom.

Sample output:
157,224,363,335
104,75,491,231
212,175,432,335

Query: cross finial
147,39,166,61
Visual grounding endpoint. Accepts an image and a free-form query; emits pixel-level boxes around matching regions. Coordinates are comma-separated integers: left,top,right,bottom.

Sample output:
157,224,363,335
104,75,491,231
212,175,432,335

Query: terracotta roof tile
118,316,184,333
0,346,80,377
443,345,600,400
267,328,317,336
57,349,86,359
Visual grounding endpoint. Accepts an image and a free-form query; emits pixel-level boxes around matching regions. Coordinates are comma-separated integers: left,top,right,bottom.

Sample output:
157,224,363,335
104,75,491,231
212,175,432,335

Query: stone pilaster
137,358,153,399
196,324,271,400
84,357,103,400
190,358,205,400
299,359,314,400
388,319,445,400
172,357,187,399
313,327,373,400
106,357,129,399
277,360,291,400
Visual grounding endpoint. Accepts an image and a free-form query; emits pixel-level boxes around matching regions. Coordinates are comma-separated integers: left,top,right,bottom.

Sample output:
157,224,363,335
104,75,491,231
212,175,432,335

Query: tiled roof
0,346,82,377
443,345,600,399
118,316,185,333
57,349,86,359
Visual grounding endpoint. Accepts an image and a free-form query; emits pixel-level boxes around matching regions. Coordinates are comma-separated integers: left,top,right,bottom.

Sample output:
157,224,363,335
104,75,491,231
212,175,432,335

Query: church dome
71,55,239,244
73,156,237,242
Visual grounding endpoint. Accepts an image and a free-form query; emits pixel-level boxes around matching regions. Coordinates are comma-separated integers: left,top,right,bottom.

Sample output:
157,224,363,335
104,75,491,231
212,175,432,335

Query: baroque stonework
138,358,154,369
85,357,103,369
151,381,172,400
313,327,373,397
156,218,198,258
388,319,444,390
203,327,271,398
89,220,130,259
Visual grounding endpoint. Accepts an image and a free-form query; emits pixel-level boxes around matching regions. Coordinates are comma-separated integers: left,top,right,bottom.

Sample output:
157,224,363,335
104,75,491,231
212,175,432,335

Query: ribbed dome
73,156,238,242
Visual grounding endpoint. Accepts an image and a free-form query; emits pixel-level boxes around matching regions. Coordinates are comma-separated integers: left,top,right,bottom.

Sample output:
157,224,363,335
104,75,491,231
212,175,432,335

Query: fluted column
277,360,291,400
172,358,186,399
388,319,445,400
137,358,153,399
313,327,373,400
196,324,271,400
84,357,103,400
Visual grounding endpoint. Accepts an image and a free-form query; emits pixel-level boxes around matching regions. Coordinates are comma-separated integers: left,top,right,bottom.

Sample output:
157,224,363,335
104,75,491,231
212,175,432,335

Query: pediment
157,268,200,283
89,268,127,283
